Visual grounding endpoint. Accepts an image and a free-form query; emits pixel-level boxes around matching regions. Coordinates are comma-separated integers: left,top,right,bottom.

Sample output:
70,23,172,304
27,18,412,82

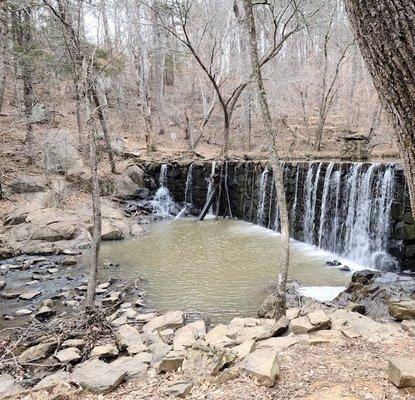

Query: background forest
0,0,399,181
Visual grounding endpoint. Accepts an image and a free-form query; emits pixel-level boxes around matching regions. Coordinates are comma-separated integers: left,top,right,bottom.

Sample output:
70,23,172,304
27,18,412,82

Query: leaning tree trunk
85,83,102,309
0,2,7,115
243,0,291,320
344,0,415,214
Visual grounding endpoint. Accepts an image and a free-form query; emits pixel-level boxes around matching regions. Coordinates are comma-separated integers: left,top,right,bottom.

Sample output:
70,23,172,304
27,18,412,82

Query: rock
116,324,143,352
55,347,81,363
62,256,77,266
41,298,55,308
160,328,175,344
173,320,206,351
164,381,193,398
388,357,415,388
90,344,119,359
44,130,82,173
157,352,184,373
205,324,235,348
34,371,71,389
110,136,125,156
401,320,415,337
239,348,279,386
124,308,138,319
286,308,301,320
134,352,152,364
267,316,290,337
71,358,126,394
19,291,42,300
110,356,148,380
62,338,85,349
30,103,52,124
256,336,300,352
1,291,21,299
340,265,351,272
101,219,124,240
0,280,5,289
19,341,56,363
112,315,128,327
0,374,22,397
35,306,55,321
182,347,235,376
136,312,158,323
388,299,415,320
15,308,33,316
307,310,331,330
125,165,145,186
347,302,366,314
114,174,142,200
98,282,111,290
291,316,314,334
8,175,47,194
351,269,378,285
231,339,256,359
144,311,184,333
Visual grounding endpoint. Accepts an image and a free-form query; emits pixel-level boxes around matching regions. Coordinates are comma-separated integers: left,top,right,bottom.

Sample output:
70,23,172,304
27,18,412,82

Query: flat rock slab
110,356,148,380
144,311,184,333
90,344,119,359
291,316,314,334
164,381,193,398
256,336,300,352
34,371,71,389
19,291,42,300
18,341,57,363
239,348,279,386
308,310,331,330
388,357,415,388
173,320,206,351
71,358,127,394
55,347,81,363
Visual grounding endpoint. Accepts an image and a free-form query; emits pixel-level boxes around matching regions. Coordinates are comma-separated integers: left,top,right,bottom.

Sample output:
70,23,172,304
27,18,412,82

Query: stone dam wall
141,160,415,273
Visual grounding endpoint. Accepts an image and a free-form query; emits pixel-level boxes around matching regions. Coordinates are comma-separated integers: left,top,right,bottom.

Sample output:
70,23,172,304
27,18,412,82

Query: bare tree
314,4,355,151
153,0,307,158
244,0,290,319
0,2,8,115
344,0,415,213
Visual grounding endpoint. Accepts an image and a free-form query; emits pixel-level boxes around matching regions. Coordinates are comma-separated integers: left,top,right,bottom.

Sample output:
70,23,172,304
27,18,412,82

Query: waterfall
152,164,181,217
290,164,300,232
207,161,216,214
300,162,397,269
184,164,194,204
257,166,268,225
302,162,322,243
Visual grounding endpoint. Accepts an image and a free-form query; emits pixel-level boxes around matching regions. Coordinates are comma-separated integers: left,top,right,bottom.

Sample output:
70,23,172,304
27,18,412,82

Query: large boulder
114,174,142,200
388,357,415,388
110,356,147,381
144,311,184,333
388,300,415,321
116,324,143,353
101,219,125,240
125,165,145,186
173,320,206,351
0,374,22,397
71,358,126,394
8,175,47,194
44,130,83,173
239,348,279,386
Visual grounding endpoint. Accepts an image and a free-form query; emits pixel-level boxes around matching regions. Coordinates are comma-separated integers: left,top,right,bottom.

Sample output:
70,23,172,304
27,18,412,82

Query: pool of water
99,218,360,323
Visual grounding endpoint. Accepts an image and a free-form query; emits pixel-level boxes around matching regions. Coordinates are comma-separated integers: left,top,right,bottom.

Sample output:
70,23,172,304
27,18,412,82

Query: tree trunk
0,2,7,115
85,81,102,309
243,0,291,320
16,7,35,163
90,84,117,173
223,111,230,159
344,0,415,214
73,76,83,147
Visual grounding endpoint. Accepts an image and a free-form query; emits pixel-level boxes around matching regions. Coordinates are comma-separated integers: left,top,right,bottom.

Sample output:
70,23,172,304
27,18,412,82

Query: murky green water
100,218,353,323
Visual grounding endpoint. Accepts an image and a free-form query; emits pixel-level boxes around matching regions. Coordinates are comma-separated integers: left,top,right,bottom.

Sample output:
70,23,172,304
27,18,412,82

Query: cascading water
184,164,194,204
301,162,397,269
207,161,216,215
257,167,268,225
152,164,181,217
